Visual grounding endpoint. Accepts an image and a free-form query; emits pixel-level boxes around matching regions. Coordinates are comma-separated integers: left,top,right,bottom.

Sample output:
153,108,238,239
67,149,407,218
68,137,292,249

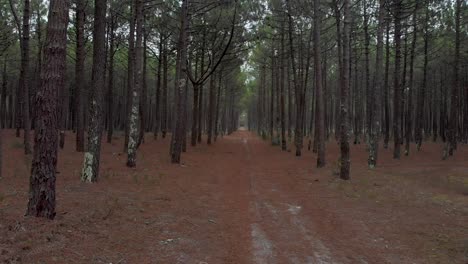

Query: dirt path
230,131,386,264
1,130,467,263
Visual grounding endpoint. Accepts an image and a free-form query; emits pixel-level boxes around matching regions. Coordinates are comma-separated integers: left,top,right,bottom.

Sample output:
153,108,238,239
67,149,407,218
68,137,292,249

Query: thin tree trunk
207,74,215,144
405,3,418,156
368,0,385,168
214,72,222,141
127,0,143,167
107,13,116,143
81,0,107,182
384,15,390,149
393,0,403,159
363,0,371,141
314,0,325,167
170,0,189,163
446,0,462,157
139,28,147,145
20,0,32,154
280,15,286,151
75,0,85,152
340,0,351,180
161,40,168,138
154,34,163,139
124,2,136,152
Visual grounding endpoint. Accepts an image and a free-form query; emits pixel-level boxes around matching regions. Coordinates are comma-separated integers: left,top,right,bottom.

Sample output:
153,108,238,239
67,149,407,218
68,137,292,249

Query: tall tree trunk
286,0,304,156
393,0,403,159
139,28,147,145
154,34,163,139
127,0,143,167
107,13,116,143
31,5,43,131
333,0,343,141
81,0,107,182
363,0,371,142
207,74,215,144
314,0,325,167
214,72,222,141
75,0,85,152
1,62,7,129
59,82,68,149
161,41,168,138
340,0,351,180
280,15,286,151
383,15,390,149
405,3,418,156
9,0,22,138
124,2,136,152
446,0,462,157
368,0,385,168
170,0,189,163
26,0,69,219
21,0,32,154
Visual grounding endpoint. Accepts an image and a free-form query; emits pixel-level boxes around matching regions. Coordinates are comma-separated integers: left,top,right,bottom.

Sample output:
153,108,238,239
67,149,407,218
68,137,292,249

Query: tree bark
446,0,462,157
405,3,418,156
207,74,216,144
107,12,116,143
161,40,168,138
124,1,136,152
314,0,325,167
75,0,85,152
81,0,107,182
154,34,163,139
393,0,403,159
127,0,143,167
26,0,69,219
170,0,189,163
340,0,351,180
21,0,32,154
368,0,385,168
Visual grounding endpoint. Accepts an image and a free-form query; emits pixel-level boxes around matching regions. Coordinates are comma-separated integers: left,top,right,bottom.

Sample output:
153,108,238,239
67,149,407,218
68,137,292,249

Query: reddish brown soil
0,129,467,263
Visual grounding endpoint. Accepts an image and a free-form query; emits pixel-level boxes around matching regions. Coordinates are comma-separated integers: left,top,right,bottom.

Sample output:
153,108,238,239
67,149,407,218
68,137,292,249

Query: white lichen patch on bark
127,90,140,164
81,152,94,182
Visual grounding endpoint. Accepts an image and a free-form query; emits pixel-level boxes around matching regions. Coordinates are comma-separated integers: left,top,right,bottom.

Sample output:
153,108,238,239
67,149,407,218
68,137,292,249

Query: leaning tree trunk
127,0,143,168
81,0,107,182
314,0,326,168
75,0,85,152
26,0,69,219
368,0,385,168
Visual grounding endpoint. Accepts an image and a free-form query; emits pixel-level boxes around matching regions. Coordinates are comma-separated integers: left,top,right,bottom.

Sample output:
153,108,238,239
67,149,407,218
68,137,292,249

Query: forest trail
228,131,386,264
1,130,467,263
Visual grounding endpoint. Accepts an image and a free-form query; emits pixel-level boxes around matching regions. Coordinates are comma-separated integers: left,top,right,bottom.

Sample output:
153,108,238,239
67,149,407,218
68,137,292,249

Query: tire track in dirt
239,132,338,264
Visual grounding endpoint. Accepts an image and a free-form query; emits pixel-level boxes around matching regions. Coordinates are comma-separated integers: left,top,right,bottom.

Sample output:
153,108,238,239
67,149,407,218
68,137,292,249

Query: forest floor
0,129,467,264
